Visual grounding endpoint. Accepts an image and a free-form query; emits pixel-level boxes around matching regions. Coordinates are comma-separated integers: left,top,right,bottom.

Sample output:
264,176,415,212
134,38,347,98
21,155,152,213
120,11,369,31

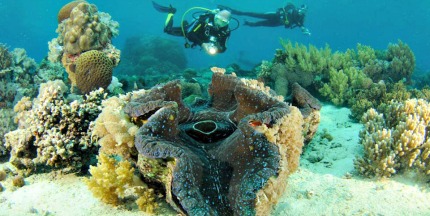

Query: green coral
386,40,415,83
319,68,349,105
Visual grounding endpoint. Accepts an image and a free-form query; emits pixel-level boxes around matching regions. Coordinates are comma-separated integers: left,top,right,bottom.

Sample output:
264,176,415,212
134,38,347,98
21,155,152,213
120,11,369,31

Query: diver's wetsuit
226,3,305,29
164,13,230,53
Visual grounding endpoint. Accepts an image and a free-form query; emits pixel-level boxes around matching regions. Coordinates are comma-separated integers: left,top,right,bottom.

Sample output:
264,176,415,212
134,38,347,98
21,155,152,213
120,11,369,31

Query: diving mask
214,10,231,28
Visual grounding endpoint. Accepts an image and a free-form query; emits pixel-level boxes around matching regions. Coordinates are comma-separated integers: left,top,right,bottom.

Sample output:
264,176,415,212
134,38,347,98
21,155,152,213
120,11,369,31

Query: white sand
1,104,429,216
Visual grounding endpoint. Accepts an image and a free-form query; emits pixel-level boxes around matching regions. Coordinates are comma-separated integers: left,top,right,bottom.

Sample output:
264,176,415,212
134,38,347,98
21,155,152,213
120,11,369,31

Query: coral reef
50,1,120,94
4,80,105,175
355,99,430,178
115,35,187,88
124,70,315,215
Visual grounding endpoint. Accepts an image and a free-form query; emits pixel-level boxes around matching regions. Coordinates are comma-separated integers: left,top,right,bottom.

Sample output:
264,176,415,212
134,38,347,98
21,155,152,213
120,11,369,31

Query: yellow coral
75,50,113,94
135,187,158,213
85,154,134,205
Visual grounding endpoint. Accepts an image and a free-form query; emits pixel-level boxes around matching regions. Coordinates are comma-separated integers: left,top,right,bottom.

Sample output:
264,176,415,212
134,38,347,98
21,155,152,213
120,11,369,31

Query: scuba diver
152,1,237,55
218,3,311,36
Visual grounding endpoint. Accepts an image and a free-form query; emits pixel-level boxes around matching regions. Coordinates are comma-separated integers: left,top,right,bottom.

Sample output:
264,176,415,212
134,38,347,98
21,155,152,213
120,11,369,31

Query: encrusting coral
123,69,319,215
355,99,430,178
4,80,105,175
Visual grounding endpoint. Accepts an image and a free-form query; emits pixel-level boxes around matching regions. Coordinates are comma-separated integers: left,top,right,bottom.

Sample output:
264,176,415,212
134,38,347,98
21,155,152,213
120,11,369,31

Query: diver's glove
301,27,311,36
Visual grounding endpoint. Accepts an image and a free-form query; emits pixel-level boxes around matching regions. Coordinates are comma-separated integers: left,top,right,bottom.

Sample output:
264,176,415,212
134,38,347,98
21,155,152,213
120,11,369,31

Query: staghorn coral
4,80,105,175
355,99,430,178
124,70,316,215
74,50,113,94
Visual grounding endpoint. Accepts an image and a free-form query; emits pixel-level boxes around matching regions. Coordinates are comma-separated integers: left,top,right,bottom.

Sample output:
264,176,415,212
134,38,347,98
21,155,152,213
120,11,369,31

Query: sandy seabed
1,104,429,216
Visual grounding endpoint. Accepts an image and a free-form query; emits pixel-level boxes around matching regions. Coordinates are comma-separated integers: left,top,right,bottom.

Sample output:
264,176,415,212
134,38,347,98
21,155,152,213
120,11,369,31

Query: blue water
1,0,429,71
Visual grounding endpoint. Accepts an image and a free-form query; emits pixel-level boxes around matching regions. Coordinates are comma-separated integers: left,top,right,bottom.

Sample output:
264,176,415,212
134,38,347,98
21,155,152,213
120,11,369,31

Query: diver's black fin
152,1,176,14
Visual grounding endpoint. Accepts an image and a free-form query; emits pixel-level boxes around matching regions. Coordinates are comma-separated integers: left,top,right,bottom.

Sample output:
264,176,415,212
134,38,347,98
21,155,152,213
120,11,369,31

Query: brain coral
74,50,113,94
125,71,309,215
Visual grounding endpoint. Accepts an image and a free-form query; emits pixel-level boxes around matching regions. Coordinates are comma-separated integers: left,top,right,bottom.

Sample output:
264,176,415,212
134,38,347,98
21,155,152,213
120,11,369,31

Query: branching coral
355,99,430,178
4,80,105,175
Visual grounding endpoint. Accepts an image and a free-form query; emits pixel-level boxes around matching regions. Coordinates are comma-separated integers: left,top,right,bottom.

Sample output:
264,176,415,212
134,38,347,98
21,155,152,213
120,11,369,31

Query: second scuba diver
219,2,311,36
152,1,234,55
